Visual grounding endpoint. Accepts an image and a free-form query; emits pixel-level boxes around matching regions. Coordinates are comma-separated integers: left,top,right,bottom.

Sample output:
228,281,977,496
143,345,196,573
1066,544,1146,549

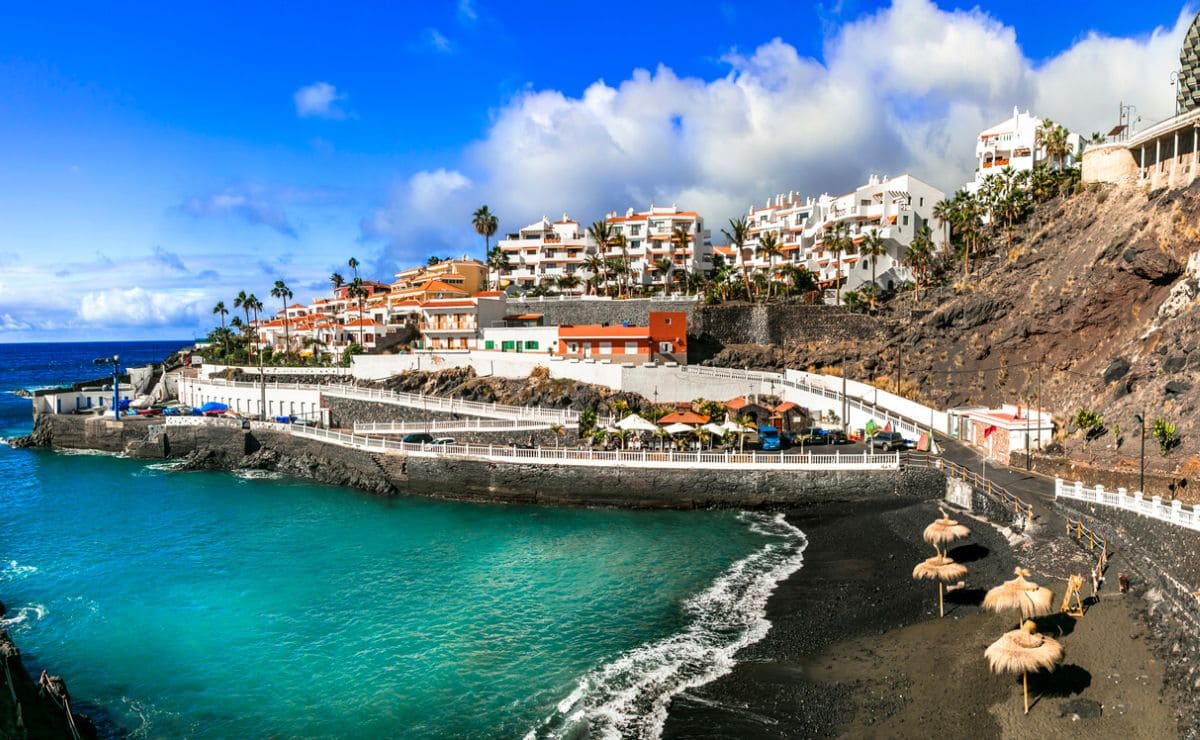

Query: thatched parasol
985,620,1064,714
983,568,1055,626
923,507,970,555
913,555,968,618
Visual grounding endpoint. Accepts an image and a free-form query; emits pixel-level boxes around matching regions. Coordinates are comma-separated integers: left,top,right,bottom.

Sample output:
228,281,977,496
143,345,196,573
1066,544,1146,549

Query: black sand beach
662,498,1177,739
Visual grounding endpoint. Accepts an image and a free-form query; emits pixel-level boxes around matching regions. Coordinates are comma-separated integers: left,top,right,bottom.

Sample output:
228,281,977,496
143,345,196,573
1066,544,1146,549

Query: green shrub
1153,418,1180,456
1073,408,1103,431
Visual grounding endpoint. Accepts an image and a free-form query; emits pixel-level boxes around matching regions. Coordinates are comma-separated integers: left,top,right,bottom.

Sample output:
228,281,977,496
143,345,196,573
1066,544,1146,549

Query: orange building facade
555,311,687,364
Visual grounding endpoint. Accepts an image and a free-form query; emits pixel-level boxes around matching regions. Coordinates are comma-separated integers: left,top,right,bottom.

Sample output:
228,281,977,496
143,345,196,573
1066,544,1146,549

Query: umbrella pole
938,581,944,618
1023,671,1029,714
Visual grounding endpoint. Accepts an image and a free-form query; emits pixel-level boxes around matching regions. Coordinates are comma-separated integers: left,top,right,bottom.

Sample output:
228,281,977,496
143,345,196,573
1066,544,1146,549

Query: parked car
431,437,457,446
402,433,434,444
827,430,849,445
800,427,829,445
871,431,906,451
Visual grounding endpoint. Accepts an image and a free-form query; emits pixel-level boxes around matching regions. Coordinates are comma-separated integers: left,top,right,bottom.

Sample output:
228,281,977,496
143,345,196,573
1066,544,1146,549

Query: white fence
201,364,354,378
291,425,901,471
164,415,243,428
322,385,588,424
354,418,576,434
1055,478,1200,532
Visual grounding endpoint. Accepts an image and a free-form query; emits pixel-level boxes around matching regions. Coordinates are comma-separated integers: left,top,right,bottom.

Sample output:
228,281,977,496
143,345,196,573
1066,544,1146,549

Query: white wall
479,326,559,352
176,377,325,421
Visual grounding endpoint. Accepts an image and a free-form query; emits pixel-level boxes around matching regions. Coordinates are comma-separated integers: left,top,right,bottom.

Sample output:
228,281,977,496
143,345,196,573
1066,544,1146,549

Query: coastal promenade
289,424,902,471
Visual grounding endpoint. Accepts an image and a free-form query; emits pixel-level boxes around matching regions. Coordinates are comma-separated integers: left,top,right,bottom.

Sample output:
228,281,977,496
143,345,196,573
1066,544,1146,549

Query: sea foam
527,512,807,740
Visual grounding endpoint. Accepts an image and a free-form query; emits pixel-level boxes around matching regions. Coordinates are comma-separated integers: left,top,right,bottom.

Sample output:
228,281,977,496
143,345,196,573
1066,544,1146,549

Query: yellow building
391,258,488,298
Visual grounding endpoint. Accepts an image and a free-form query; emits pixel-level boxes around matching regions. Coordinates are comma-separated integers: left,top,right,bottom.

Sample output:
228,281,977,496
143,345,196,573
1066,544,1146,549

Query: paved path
936,434,1064,524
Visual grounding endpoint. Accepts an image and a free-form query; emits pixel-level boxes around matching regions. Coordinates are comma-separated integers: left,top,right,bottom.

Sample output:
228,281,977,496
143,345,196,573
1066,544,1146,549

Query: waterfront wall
1013,451,1194,504
22,416,942,510
324,397,577,447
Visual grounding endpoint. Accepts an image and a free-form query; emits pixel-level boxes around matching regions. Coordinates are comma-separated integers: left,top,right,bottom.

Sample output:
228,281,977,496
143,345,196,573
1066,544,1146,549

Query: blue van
758,425,781,451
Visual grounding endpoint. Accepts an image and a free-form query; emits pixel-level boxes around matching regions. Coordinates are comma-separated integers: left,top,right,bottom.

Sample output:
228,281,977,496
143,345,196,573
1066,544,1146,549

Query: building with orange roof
555,311,686,365
657,409,709,426
414,294,508,351
392,257,487,296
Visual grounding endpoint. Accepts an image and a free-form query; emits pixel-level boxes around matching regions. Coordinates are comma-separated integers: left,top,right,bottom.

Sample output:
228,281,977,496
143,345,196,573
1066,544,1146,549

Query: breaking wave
526,512,807,740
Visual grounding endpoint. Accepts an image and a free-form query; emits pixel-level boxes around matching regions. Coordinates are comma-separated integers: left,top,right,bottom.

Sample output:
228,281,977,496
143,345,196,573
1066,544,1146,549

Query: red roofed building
556,311,686,364
955,404,1055,462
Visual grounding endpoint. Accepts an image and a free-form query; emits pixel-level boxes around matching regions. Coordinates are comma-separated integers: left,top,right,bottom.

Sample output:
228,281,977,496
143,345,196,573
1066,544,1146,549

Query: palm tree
556,274,580,294
825,221,850,304
652,258,673,296
348,277,368,348
932,198,953,259
670,225,690,296
1036,119,1071,171
486,246,510,291
246,294,263,360
860,229,887,311
347,257,359,279
721,217,753,301
271,280,293,362
330,272,344,292
756,230,782,299
587,220,613,295
583,254,605,296
612,233,631,297
212,301,229,357
233,291,252,358
473,205,499,286
905,225,935,288
605,258,626,298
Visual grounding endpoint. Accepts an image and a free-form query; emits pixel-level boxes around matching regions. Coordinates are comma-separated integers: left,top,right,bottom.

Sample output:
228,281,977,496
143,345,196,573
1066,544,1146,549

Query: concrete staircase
370,452,409,482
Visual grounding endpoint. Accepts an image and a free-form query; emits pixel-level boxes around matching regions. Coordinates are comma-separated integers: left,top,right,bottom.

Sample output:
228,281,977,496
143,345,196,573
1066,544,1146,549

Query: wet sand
662,499,1177,739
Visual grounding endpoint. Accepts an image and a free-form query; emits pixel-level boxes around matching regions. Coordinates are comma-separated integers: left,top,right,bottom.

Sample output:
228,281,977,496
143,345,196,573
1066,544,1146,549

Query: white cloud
457,0,477,24
423,28,454,54
448,0,1192,238
361,168,475,269
78,288,206,328
180,187,298,237
293,81,347,119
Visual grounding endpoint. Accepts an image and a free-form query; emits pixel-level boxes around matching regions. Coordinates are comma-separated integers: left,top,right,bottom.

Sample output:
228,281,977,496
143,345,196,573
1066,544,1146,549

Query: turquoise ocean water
0,342,806,738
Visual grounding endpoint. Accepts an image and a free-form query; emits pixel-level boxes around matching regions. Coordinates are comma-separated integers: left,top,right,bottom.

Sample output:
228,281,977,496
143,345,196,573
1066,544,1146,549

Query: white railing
354,418,576,434
163,415,243,428
202,364,353,377
249,420,293,432
1055,478,1200,532
290,425,900,470
322,385,586,423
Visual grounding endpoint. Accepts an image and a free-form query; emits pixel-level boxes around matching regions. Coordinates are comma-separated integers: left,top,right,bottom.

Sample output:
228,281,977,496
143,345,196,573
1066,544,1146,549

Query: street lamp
1171,70,1183,115
1134,412,1146,493
93,354,122,420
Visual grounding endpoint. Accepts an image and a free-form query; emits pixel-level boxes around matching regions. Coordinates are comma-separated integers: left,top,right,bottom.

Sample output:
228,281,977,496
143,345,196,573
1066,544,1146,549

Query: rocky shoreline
1,628,96,738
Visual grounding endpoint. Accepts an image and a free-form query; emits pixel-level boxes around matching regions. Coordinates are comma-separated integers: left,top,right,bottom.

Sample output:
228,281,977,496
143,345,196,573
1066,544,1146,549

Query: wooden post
1023,671,1029,714
939,581,944,618
1076,521,1083,539
1088,531,1095,550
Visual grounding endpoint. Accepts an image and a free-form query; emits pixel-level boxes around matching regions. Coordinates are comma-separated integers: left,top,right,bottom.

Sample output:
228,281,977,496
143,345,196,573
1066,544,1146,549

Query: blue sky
0,0,1193,340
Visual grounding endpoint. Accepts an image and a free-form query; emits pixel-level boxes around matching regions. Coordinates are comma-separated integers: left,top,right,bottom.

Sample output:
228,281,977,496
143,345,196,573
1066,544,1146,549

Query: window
902,215,909,226
664,317,671,325
484,340,495,350
631,240,642,248
919,197,924,207
524,340,538,350
630,225,641,236
600,341,612,354
625,341,639,354
568,342,579,353
659,341,673,353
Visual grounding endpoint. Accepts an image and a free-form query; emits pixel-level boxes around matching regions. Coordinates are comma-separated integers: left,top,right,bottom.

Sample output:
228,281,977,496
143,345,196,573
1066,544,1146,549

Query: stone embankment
14,415,942,510
1053,498,1200,732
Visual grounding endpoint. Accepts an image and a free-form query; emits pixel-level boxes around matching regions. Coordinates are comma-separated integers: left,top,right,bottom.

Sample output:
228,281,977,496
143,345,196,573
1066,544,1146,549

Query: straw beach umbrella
923,507,970,556
983,568,1055,626
913,554,968,618
985,620,1064,714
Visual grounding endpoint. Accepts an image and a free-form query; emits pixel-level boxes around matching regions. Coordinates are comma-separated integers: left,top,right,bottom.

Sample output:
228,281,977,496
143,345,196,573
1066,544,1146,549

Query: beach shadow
1035,612,1079,638
1029,664,1092,698
944,587,986,607
946,543,990,563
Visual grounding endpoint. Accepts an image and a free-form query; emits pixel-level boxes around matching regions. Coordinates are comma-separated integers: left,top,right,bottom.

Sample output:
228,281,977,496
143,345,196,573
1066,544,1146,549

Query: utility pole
1025,392,1031,471
1136,411,1146,493
841,349,848,434
895,342,902,395
258,333,267,421
1036,360,1043,450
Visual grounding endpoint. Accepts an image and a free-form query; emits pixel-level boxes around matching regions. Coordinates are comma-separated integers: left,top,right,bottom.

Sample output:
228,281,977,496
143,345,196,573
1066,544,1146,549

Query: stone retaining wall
22,415,939,510
503,299,697,329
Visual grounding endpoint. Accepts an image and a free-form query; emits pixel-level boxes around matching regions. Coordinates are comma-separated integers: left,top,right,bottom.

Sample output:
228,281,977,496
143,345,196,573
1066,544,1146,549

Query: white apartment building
739,174,948,295
495,206,714,295
496,215,592,294
414,294,508,351
604,204,713,292
966,106,1083,193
